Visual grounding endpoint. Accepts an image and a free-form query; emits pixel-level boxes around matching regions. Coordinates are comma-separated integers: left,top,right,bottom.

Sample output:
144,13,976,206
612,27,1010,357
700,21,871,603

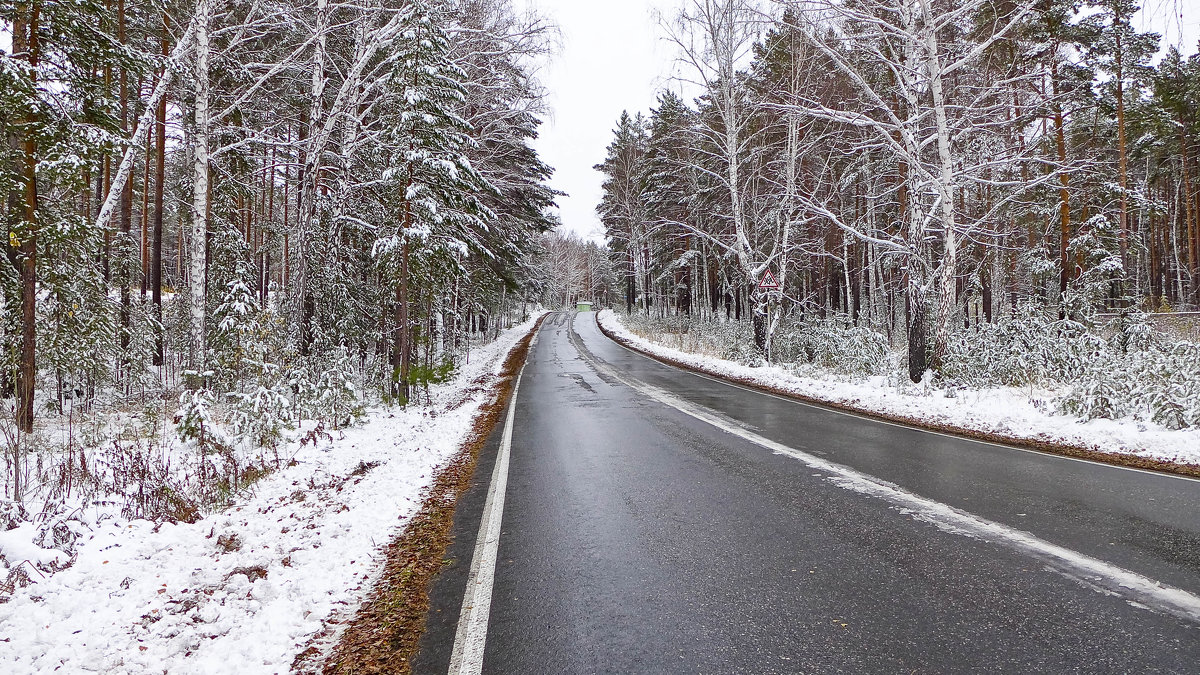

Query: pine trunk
151,16,168,366
12,4,40,434
1115,19,1129,270
1052,63,1072,303
1180,126,1197,301
118,0,132,361
393,242,411,403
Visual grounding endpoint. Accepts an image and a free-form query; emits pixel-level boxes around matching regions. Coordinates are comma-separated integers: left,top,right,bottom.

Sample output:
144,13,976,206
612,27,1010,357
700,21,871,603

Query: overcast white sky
519,0,691,243
523,0,1198,243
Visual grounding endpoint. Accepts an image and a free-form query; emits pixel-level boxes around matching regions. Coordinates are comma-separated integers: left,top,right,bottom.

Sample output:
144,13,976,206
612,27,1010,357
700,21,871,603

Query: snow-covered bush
619,312,890,376
1108,310,1155,354
632,313,752,360
86,440,203,523
0,500,24,531
936,302,1200,427
772,318,891,376
1057,364,1127,421
278,347,364,430
36,219,118,404
309,350,364,429
1062,215,1126,322
940,303,1101,387
175,387,217,450
1060,338,1200,428
212,268,264,383
227,379,293,451
620,305,1200,431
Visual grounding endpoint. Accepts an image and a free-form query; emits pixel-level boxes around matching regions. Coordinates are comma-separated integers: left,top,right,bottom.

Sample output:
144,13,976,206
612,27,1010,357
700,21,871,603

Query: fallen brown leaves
302,316,544,675
596,318,1200,480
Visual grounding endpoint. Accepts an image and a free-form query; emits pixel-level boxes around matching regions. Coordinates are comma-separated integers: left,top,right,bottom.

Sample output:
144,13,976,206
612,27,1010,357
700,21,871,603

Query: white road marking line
448,356,529,674
572,323,1200,623
590,312,1200,484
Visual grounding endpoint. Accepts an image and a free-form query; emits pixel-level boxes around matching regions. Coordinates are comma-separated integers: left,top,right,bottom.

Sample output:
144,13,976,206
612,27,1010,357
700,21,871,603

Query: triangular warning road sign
758,269,780,289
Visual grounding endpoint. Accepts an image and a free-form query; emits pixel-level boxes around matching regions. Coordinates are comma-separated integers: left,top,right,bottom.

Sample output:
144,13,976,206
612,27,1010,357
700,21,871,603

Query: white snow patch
0,524,68,569
0,314,544,675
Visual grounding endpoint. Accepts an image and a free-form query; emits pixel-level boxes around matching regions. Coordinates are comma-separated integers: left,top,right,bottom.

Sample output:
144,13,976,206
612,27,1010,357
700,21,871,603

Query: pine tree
643,92,699,315
377,0,495,401
2,0,137,431
595,111,649,314
1083,0,1160,270
1153,48,1200,303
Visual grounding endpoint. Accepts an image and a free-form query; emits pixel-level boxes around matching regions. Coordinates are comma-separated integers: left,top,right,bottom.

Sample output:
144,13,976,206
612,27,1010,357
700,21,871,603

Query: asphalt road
416,311,1200,674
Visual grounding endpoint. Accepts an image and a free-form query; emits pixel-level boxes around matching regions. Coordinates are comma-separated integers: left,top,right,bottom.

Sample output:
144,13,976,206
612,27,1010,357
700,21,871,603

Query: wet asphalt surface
415,311,1200,674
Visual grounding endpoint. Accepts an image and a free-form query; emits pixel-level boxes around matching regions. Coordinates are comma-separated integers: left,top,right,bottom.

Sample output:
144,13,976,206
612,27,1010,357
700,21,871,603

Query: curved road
416,311,1200,673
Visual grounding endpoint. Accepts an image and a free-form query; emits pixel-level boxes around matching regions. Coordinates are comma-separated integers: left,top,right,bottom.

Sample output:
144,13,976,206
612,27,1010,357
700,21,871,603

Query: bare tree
663,0,777,350
773,0,1051,379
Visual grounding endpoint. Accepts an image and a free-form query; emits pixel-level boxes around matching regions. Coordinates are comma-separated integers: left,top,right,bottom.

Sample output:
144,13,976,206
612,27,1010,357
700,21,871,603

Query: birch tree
664,0,775,350
773,0,1053,378
190,0,211,374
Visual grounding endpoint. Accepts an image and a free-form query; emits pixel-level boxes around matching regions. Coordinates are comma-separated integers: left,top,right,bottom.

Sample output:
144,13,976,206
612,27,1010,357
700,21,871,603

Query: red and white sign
758,269,780,289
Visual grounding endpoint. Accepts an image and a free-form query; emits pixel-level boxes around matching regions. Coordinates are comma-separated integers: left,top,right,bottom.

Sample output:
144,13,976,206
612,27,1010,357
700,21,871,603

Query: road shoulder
310,315,544,675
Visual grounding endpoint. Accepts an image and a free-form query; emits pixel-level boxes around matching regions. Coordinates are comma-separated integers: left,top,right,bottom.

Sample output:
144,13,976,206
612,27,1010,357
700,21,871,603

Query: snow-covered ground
0,315,542,674
599,311,1200,468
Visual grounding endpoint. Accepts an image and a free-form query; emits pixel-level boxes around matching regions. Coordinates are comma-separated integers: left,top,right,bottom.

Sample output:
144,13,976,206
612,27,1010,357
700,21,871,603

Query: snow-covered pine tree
641,91,700,316
452,0,559,290
1,0,140,437
595,111,649,315
376,0,496,402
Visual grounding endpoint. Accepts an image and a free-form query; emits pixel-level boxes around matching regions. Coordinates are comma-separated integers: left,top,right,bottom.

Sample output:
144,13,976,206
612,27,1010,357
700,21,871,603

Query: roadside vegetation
583,0,1200,436
1,0,558,604
617,308,1200,433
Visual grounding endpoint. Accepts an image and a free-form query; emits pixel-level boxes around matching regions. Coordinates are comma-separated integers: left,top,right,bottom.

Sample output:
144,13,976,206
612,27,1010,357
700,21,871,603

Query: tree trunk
295,0,328,356
190,0,210,375
151,15,168,366
982,257,994,324
920,0,958,375
393,242,411,402
1114,14,1129,270
11,3,41,434
1051,62,1072,304
1180,125,1197,301
139,88,152,298
626,249,634,314
906,281,927,383
118,0,132,362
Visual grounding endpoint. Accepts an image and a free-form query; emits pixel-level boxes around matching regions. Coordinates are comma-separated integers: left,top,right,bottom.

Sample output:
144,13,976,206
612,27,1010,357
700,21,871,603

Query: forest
3,0,1199,554
594,0,1200,428
0,0,559,510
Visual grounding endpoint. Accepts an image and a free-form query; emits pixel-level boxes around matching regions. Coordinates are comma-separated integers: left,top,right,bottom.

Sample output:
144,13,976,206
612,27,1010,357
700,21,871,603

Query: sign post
758,269,779,362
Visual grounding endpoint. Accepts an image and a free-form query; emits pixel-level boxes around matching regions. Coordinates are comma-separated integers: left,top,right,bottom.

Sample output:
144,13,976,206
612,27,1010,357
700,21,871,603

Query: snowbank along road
416,310,1200,673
